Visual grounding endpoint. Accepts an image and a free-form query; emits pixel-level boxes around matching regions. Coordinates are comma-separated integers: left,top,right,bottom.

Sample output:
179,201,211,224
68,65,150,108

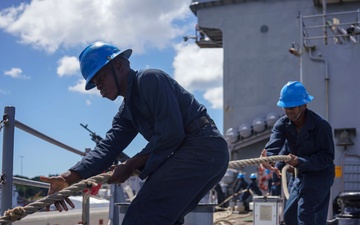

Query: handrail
1,106,88,225
13,177,49,189
301,9,360,46
14,120,85,156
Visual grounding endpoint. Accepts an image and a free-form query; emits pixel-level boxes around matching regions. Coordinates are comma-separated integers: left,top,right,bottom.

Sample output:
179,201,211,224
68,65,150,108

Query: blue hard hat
79,41,132,90
265,169,271,175
238,173,245,179
250,173,257,179
277,81,313,108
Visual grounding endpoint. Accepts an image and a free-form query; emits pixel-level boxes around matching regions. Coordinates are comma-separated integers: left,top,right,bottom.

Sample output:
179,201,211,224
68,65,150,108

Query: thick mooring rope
216,155,291,208
228,155,291,169
0,155,291,224
0,171,113,225
217,189,253,208
281,164,298,200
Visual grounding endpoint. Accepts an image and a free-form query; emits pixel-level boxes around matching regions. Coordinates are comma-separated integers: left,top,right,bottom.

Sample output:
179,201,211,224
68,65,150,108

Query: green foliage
14,175,48,202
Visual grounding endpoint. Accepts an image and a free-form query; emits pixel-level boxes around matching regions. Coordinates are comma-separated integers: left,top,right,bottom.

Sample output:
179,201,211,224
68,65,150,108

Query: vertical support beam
82,194,90,225
1,106,15,221
82,148,91,225
108,184,126,225
300,14,304,83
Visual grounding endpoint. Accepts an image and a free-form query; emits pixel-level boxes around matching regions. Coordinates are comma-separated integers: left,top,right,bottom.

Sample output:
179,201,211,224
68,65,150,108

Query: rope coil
281,164,297,200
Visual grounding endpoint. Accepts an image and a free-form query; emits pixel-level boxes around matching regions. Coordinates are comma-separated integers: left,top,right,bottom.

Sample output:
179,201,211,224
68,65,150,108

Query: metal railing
1,106,88,224
301,9,360,46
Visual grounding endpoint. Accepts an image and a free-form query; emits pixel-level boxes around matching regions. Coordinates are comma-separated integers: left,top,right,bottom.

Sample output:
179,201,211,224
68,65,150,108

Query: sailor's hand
286,154,298,167
285,165,295,174
260,149,282,177
108,163,133,184
273,167,281,178
260,149,275,171
40,175,75,212
108,154,148,183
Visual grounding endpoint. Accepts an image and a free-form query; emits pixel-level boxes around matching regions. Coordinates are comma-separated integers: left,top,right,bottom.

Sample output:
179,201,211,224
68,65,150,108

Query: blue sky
0,0,224,178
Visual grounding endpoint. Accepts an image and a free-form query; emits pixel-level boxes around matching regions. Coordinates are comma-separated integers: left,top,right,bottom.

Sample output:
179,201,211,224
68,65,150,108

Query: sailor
238,173,262,212
247,173,262,197
40,41,229,225
234,173,249,194
261,81,335,225
233,173,249,203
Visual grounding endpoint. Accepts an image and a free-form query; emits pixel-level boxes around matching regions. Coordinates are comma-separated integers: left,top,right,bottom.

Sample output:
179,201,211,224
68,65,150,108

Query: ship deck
214,210,253,225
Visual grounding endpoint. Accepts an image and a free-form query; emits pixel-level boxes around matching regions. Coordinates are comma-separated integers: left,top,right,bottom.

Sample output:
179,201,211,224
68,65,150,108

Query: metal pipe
1,106,15,221
304,21,355,29
13,177,49,189
300,15,304,82
322,0,327,45
15,120,85,156
307,47,330,121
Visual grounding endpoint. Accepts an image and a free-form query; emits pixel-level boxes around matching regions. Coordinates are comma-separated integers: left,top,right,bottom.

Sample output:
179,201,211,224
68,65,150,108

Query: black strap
185,116,213,134
110,61,122,96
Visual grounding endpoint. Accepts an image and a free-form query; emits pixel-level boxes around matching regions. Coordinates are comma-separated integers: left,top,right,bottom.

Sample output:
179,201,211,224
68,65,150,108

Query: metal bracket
0,173,5,187
0,113,8,132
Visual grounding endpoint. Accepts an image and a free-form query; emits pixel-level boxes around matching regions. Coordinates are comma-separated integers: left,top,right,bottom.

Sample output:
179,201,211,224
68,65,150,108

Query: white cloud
0,0,225,109
68,79,99,95
4,67,30,79
204,86,223,109
173,43,223,109
57,56,79,77
0,0,193,53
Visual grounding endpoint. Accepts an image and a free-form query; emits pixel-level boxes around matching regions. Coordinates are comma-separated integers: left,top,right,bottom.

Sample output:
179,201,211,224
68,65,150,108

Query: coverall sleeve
70,107,138,179
265,119,286,156
136,71,185,179
274,141,290,171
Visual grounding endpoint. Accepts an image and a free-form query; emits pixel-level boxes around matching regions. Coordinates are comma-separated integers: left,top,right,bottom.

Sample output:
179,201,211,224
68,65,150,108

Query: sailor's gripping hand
108,153,149,183
107,163,134,184
259,149,281,177
40,174,76,212
285,153,298,167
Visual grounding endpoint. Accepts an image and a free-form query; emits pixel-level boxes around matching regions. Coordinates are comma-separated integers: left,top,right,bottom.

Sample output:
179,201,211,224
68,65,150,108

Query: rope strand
0,171,112,224
228,155,290,169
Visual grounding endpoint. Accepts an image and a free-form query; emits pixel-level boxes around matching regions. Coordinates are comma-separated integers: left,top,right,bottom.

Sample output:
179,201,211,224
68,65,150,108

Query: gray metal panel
192,0,360,212
343,154,360,192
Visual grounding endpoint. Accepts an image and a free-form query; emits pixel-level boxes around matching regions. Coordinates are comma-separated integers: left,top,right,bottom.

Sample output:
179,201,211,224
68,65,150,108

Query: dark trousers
122,125,229,225
283,168,334,225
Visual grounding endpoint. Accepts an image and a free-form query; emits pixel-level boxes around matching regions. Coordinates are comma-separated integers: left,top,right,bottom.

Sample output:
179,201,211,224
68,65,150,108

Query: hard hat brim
277,95,314,107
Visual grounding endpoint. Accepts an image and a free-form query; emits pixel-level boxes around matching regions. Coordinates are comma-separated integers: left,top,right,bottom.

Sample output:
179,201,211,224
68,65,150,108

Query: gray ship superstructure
190,0,360,220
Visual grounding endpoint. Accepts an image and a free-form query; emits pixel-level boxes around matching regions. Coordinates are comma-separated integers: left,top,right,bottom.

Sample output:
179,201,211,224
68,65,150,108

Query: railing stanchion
1,106,15,224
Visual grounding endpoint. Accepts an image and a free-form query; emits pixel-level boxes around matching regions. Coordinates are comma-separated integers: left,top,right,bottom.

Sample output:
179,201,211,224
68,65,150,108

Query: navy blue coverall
246,179,263,197
239,178,262,211
234,178,249,194
70,69,229,225
269,173,281,196
265,109,334,225
234,178,249,201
